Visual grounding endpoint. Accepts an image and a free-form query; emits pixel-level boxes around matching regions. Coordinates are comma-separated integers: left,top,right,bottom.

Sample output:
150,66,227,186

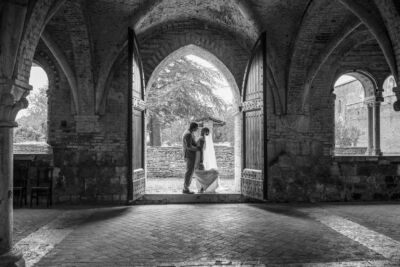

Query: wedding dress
193,134,219,193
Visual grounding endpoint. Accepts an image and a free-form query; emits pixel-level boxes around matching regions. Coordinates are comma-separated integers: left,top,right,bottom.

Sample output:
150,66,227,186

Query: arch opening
333,73,370,155
144,45,241,194
381,75,400,155
14,62,49,149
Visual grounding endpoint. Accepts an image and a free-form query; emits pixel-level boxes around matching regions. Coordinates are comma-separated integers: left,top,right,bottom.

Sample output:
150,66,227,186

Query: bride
193,127,219,193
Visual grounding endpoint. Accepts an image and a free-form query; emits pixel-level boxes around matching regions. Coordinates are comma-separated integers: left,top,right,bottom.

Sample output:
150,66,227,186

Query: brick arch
145,44,241,108
97,20,250,114
33,45,61,95
134,0,261,43
12,0,64,101
62,0,94,115
140,24,250,94
306,27,385,108
334,71,378,98
287,0,359,113
339,0,398,83
40,31,79,114
30,48,60,143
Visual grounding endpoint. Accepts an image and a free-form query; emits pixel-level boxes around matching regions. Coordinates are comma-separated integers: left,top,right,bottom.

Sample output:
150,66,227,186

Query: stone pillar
150,116,161,146
373,101,382,156
0,92,27,267
367,103,374,155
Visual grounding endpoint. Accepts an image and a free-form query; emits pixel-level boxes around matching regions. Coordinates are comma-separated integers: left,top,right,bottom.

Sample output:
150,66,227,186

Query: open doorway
144,45,241,194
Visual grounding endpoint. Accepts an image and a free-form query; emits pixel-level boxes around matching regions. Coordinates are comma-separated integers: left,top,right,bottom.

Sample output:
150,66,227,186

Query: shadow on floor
81,206,132,225
247,203,313,219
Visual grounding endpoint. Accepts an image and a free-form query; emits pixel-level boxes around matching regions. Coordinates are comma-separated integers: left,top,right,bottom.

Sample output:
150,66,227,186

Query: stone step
136,193,251,204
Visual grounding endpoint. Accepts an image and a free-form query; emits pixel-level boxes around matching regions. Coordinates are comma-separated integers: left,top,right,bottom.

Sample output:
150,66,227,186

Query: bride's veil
203,134,218,170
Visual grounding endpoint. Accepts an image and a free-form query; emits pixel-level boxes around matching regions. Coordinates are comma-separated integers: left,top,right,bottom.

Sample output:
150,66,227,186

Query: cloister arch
333,70,378,98
97,21,250,114
381,75,400,154
145,44,242,192
333,71,379,155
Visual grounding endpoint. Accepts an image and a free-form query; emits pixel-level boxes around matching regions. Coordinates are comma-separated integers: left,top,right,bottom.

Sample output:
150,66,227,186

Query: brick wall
147,146,234,180
30,42,128,203
139,22,250,89
15,0,54,85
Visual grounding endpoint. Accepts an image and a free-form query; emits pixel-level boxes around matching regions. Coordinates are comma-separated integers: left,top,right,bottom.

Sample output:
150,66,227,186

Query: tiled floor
13,208,64,244
12,203,400,266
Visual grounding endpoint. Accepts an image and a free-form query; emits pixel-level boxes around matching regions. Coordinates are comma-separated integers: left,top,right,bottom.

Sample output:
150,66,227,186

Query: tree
14,86,48,143
147,56,233,145
335,120,361,147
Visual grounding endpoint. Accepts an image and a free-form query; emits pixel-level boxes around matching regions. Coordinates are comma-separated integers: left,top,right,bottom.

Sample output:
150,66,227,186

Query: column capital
364,96,376,106
0,93,28,128
364,96,382,107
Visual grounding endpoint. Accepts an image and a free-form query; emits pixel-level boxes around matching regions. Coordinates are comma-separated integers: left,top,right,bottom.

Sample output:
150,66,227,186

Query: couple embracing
182,122,219,194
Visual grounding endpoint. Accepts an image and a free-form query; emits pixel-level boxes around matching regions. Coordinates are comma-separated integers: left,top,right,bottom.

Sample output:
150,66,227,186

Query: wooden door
127,28,146,202
241,32,267,201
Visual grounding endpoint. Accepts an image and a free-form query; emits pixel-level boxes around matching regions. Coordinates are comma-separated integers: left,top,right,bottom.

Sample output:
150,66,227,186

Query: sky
29,65,48,88
185,54,234,104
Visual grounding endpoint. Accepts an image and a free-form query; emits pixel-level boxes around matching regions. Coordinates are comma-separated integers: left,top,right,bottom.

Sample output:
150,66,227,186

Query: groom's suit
182,130,198,191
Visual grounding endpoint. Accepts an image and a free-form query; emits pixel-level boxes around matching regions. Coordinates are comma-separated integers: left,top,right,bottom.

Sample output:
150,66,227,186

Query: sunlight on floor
146,178,238,194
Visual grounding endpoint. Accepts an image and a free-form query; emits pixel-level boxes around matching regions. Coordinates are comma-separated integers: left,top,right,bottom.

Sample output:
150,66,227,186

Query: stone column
373,101,382,156
367,103,374,155
0,92,27,267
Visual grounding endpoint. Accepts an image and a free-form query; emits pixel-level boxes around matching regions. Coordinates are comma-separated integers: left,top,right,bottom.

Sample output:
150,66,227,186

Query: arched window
14,63,48,144
381,75,399,155
333,74,368,155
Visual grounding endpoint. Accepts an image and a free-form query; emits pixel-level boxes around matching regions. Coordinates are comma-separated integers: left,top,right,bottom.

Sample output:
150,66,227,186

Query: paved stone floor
146,178,238,194
12,203,400,266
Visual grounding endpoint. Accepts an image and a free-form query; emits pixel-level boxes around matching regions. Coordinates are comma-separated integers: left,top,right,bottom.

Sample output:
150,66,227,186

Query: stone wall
146,146,234,179
269,153,400,202
31,43,129,204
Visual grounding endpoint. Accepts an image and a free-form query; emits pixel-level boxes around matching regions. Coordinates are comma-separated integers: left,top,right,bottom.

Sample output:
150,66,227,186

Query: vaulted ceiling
40,0,393,114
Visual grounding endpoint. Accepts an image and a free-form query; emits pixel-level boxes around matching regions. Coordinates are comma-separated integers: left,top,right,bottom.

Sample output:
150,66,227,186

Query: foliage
147,56,234,145
14,86,48,143
335,120,361,147
147,57,229,123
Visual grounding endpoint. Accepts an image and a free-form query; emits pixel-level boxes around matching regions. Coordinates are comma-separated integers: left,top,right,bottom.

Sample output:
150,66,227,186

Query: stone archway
333,71,380,155
145,44,242,193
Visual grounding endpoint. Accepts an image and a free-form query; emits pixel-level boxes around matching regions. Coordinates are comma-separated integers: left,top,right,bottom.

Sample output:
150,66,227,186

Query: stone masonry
146,146,234,180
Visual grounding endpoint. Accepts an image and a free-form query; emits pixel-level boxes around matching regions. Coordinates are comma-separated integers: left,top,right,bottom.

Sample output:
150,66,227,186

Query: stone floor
12,203,400,266
146,178,238,194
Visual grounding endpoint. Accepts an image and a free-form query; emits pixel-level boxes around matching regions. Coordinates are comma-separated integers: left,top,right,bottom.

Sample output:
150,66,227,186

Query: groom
182,122,201,194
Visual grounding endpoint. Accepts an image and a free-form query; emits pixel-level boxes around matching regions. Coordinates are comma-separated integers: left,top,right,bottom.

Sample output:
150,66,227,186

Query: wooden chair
30,166,53,207
13,163,29,207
